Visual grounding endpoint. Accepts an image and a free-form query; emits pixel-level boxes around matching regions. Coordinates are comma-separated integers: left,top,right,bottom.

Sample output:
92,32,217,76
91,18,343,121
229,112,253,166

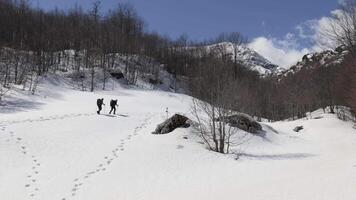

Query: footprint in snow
65,116,153,197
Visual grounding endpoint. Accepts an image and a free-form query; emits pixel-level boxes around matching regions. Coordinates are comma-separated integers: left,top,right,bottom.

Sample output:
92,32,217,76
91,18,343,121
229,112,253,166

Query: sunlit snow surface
0,80,355,200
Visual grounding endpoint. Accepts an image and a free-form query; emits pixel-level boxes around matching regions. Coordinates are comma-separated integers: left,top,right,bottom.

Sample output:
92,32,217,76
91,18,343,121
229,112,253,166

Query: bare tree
319,1,356,52
189,56,246,154
0,85,10,101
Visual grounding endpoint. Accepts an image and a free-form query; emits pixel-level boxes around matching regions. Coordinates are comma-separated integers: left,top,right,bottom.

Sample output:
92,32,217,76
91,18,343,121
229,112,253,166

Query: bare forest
0,0,355,123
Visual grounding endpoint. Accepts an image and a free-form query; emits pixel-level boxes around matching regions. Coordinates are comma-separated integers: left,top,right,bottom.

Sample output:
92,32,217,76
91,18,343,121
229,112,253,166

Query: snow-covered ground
0,80,355,200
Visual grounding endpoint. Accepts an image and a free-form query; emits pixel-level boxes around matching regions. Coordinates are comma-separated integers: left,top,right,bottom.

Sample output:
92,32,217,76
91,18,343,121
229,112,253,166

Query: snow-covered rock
153,114,190,134
215,112,263,134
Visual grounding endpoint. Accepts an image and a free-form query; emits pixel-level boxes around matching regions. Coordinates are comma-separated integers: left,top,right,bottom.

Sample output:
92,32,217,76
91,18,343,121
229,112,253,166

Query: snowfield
0,80,355,200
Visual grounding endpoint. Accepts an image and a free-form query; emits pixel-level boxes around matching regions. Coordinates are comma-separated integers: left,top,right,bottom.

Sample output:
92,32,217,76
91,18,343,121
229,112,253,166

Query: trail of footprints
1,125,41,198
1,112,152,200
63,115,153,200
0,112,95,199
1,113,95,127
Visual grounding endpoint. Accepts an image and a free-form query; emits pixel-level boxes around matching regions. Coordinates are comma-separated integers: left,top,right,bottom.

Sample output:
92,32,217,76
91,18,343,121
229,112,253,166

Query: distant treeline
0,0,197,90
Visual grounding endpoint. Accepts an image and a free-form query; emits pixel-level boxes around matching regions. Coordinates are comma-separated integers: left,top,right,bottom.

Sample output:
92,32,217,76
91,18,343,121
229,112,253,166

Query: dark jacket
97,99,104,106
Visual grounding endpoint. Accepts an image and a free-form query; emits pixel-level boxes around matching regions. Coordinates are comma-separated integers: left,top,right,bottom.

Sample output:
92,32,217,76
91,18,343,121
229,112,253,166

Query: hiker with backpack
109,99,118,115
97,98,105,114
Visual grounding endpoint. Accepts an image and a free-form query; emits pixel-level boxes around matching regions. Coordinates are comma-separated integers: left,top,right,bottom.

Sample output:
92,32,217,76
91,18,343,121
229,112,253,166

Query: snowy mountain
205,42,284,75
280,46,349,77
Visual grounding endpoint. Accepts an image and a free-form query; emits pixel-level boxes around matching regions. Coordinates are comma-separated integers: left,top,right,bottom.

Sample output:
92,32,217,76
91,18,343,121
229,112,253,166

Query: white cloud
296,9,347,51
248,36,310,68
338,0,346,5
249,8,348,68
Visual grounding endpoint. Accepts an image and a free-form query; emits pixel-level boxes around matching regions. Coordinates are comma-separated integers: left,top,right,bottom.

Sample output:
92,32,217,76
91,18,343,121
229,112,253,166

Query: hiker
109,99,118,115
97,98,105,114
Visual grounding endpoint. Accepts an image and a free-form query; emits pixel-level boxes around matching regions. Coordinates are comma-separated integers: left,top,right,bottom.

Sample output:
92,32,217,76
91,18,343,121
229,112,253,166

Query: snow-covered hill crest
280,45,349,77
205,42,284,75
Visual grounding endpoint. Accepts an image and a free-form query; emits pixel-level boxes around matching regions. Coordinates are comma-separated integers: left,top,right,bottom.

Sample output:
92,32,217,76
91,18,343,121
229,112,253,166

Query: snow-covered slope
0,79,355,200
206,42,284,75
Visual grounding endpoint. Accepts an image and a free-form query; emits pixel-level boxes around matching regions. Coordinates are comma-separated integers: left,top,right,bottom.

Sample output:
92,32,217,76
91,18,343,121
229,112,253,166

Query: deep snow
0,81,355,200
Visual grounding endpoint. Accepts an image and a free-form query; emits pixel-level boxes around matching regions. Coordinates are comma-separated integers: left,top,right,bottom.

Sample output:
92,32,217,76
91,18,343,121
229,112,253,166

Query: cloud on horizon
248,36,310,68
249,8,342,68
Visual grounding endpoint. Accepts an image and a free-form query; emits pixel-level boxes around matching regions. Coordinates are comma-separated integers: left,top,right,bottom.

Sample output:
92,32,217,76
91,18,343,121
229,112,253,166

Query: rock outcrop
216,113,263,134
293,126,304,132
153,114,190,134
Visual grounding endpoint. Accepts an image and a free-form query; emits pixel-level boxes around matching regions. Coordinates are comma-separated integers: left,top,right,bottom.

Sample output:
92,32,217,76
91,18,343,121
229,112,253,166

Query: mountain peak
206,42,284,75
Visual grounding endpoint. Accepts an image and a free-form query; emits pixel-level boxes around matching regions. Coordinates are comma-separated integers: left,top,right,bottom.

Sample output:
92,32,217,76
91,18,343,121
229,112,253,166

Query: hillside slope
0,79,356,200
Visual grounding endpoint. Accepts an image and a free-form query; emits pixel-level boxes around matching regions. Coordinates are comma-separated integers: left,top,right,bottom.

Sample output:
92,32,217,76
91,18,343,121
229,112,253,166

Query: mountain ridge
203,42,284,75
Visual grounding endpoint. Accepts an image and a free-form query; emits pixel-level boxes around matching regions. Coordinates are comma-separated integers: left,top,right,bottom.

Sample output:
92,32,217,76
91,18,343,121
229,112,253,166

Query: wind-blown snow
0,79,355,200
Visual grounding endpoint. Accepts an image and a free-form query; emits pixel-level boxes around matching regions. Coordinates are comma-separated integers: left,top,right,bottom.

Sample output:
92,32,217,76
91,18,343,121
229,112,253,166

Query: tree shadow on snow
235,152,316,160
0,97,44,113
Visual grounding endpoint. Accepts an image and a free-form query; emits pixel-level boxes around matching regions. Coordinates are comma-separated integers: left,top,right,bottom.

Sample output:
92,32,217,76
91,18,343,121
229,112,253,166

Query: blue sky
35,0,342,67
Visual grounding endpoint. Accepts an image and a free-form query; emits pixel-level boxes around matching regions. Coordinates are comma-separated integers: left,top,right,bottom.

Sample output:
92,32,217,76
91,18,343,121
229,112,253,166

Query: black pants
97,105,102,114
109,106,116,114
